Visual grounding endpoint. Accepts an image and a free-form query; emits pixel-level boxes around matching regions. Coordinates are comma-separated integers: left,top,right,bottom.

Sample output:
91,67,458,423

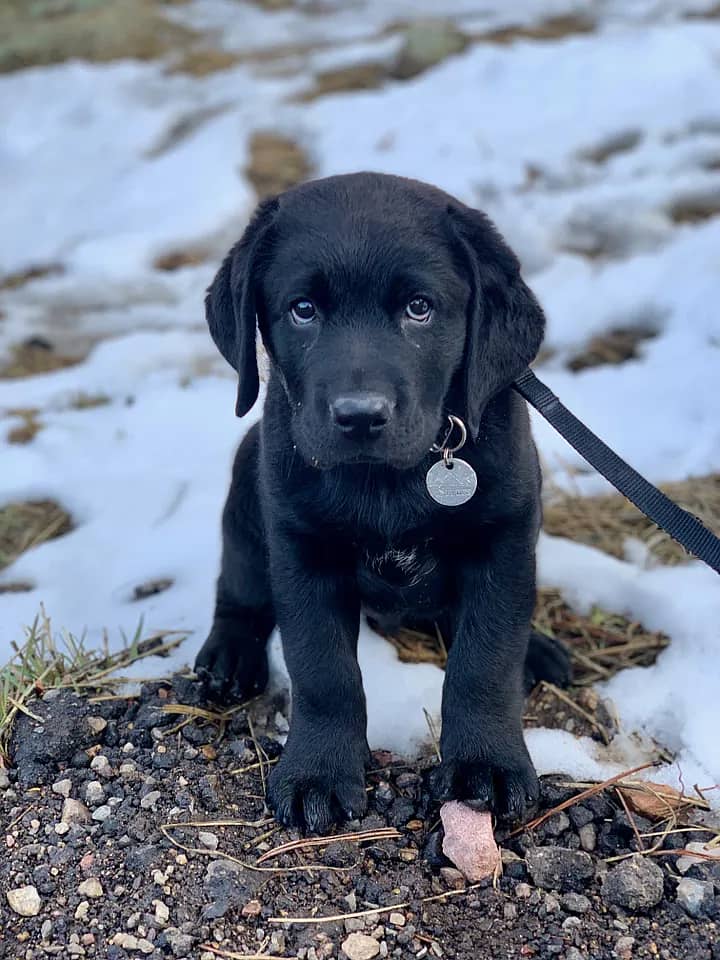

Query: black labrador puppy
195,172,570,832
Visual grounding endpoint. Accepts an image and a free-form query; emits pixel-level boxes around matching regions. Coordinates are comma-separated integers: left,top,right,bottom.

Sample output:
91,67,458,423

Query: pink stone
440,801,500,882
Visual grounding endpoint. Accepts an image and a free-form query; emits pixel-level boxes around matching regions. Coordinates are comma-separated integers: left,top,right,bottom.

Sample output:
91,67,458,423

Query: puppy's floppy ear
447,202,545,438
206,197,278,417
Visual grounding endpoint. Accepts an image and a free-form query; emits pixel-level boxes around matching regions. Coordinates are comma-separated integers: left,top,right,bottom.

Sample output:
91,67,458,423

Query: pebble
55,821,70,835
85,780,105,805
342,931,381,960
561,892,591,914
578,823,597,852
543,812,571,837
440,802,500,881
388,912,406,927
601,855,664,911
52,778,73,798
242,899,262,917
7,885,42,916
92,804,112,822
153,899,170,925
75,901,90,921
526,846,594,891
614,935,635,958
163,928,194,957
0,768,10,789
515,882,532,899
140,790,162,810
676,877,715,917
86,716,108,735
90,754,113,778
78,878,103,898
41,920,52,941
439,866,466,890
62,797,91,824
198,831,219,850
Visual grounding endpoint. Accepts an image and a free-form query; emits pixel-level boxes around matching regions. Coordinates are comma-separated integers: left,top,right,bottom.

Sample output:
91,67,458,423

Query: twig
247,715,268,798
256,827,400,864
507,761,658,838
269,882,484,925
615,786,644,851
201,947,294,960
423,708,441,761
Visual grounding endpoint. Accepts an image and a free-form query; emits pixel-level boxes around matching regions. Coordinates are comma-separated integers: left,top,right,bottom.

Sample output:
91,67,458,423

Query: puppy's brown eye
290,299,316,325
406,297,432,322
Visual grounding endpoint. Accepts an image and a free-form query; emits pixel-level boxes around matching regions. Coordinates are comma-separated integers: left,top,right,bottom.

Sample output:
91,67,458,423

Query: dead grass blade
255,827,400,865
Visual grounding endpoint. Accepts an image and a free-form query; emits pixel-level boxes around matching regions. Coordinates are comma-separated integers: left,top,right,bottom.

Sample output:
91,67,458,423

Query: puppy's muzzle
330,392,394,440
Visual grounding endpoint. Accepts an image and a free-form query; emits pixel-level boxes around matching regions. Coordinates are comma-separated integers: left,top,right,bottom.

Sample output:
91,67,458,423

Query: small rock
566,949,584,960
526,846,594,891
92,804,112,822
601,855,664,911
543,811,571,837
562,916,582,933
0,768,10,789
90,754,113,778
440,802,500,881
153,899,170,925
78,878,103,898
7,885,41,917
676,877,715,918
578,823,597,852
55,820,70,835
75,901,90,921
388,912,406,927
86,716,108,735
140,790,162,810
198,831,219,850
342,931,381,960
515,882,532,899
503,902,517,920
85,780,105,805
111,933,139,950
439,866,466,889
242,899,262,917
41,920,52,941
52,778,73,798
163,928,194,957
62,797,91,824
561,892,591,914
614,935,635,958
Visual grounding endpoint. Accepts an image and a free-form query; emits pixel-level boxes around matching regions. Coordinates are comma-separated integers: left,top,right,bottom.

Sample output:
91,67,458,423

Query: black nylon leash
512,368,720,576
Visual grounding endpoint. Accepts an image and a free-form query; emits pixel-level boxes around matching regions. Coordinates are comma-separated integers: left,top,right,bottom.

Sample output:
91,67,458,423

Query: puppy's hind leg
523,631,572,694
195,425,275,702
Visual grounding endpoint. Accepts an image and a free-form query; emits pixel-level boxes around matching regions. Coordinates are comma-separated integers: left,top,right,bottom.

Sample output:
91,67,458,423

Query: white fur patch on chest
364,545,437,587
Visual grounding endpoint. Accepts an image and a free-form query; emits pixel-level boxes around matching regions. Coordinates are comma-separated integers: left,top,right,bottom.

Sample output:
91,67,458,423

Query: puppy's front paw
194,626,268,703
429,745,539,823
268,748,368,833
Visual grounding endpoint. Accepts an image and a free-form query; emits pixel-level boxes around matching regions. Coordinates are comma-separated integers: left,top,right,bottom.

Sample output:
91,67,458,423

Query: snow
1,0,719,803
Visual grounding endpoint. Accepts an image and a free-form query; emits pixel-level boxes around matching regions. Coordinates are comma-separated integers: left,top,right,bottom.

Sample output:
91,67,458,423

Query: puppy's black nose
331,393,393,439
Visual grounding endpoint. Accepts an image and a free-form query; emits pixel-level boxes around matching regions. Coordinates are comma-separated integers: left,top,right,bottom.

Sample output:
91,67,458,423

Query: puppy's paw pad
429,757,538,823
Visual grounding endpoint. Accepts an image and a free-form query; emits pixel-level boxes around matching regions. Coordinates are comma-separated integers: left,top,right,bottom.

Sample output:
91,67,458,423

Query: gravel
1,681,718,960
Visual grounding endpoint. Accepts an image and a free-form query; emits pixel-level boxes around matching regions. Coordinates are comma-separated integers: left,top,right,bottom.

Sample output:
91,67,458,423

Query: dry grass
0,339,83,379
66,392,111,410
473,14,596,46
153,248,209,271
244,133,313,200
0,608,186,764
566,325,658,372
667,190,720,225
6,408,43,445
0,500,73,571
0,263,63,290
533,587,669,685
298,61,388,103
543,474,720,566
576,130,643,165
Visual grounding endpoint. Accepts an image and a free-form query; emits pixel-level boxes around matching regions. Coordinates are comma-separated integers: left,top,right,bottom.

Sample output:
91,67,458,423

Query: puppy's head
206,173,544,468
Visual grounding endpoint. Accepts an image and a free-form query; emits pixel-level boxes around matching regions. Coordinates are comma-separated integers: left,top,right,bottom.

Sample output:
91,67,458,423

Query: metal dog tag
426,457,477,507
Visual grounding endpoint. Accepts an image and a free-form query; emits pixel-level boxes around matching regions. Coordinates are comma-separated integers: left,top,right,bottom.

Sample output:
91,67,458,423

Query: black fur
195,172,570,832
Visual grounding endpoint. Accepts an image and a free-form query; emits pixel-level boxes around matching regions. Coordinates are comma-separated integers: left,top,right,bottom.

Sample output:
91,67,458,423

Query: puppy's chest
356,540,449,617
